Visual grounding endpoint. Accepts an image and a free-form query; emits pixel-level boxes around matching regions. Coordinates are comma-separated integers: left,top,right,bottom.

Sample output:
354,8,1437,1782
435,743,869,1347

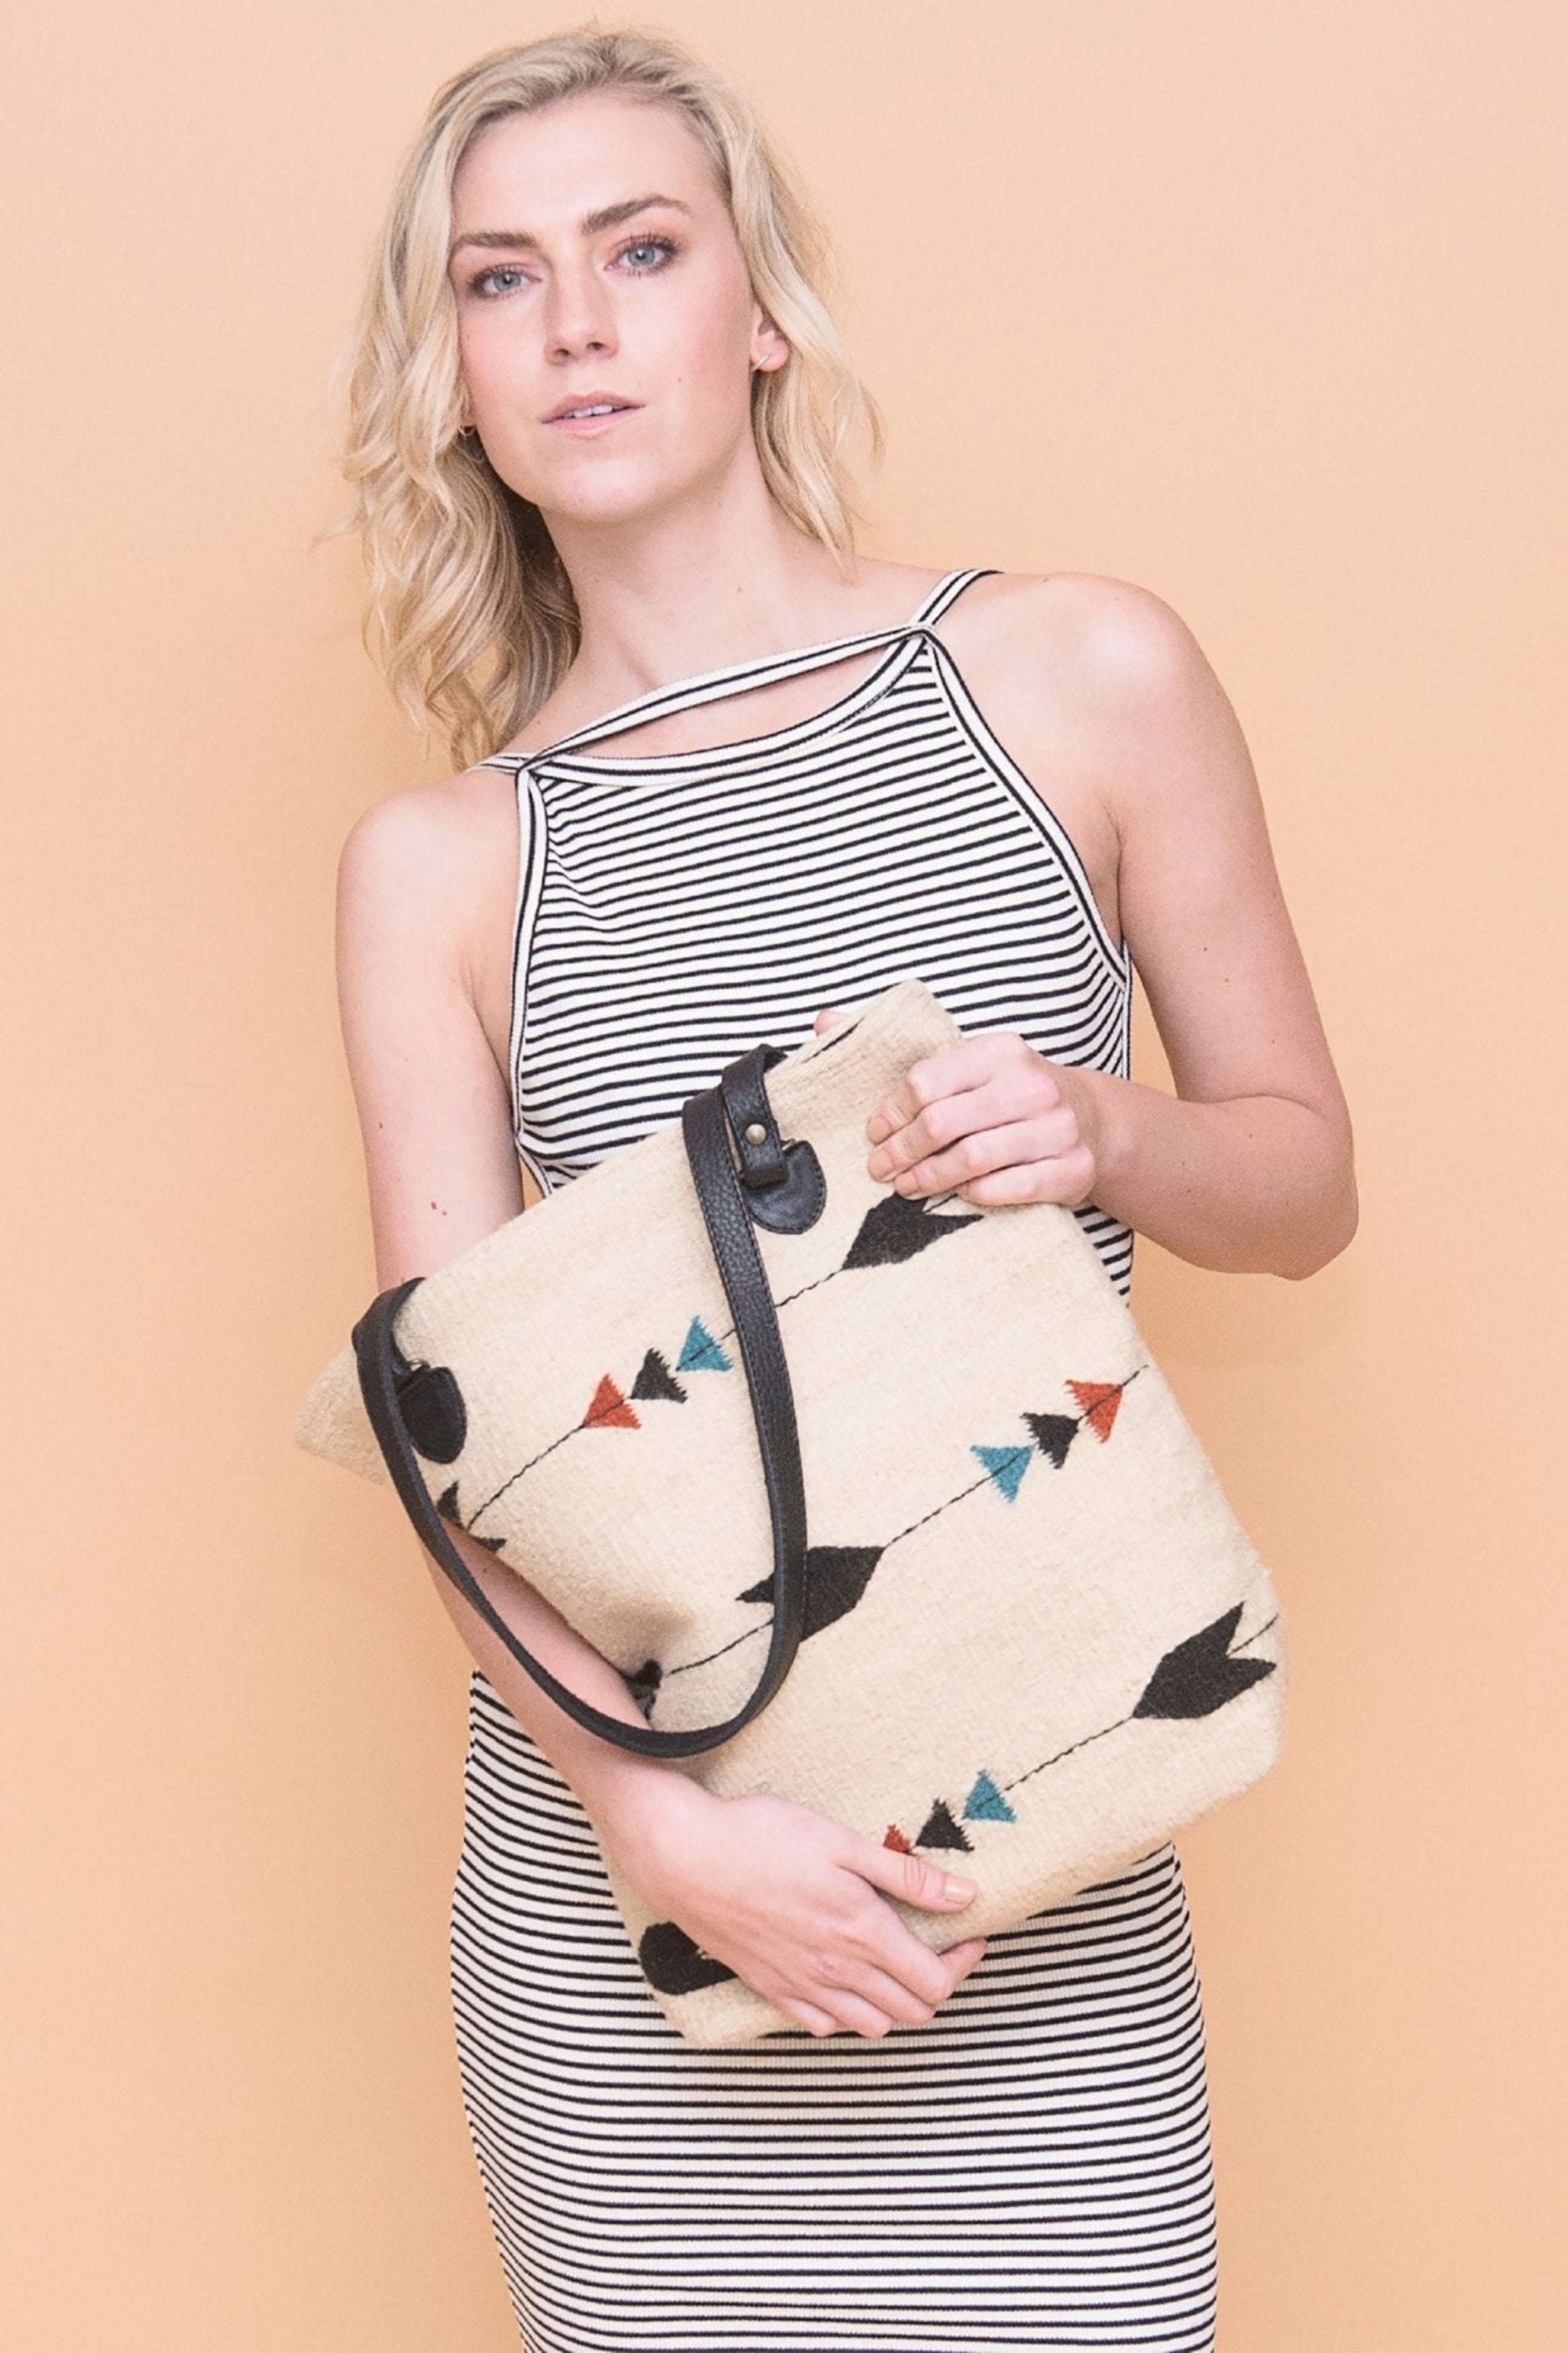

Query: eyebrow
449,193,693,258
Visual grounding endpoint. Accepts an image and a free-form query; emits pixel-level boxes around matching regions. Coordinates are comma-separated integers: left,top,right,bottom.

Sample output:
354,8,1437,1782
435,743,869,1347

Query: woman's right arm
334,782,987,2039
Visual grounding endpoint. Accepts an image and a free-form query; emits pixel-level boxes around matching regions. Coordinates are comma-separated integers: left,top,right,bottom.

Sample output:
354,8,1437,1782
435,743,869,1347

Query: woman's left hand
813,1007,1103,1208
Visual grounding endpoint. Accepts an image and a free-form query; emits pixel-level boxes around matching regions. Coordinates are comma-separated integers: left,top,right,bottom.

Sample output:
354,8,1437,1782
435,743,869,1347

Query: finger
871,1110,1083,1200
818,1988,899,2040
813,1005,849,1034
848,1839,977,1915
885,1110,1085,1198
955,1141,1096,1207
817,1899,973,2014
866,1074,1043,1174
777,1996,841,2037
868,1931,968,2015
822,1933,989,2026
938,1937,989,1990
864,1036,1026,1144
832,1958,947,2028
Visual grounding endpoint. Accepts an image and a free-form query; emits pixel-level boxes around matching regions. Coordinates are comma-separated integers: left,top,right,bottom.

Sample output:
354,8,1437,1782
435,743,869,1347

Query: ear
750,308,790,374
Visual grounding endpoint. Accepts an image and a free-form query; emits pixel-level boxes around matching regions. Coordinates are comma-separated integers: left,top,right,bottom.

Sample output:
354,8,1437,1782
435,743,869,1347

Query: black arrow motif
625,1658,663,1718
841,1193,984,1270
740,1545,885,1640
1132,1604,1278,1720
638,1922,737,1996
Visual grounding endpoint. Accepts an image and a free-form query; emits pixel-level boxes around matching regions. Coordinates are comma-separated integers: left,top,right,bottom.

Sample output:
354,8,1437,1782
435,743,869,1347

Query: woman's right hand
598,1774,988,2039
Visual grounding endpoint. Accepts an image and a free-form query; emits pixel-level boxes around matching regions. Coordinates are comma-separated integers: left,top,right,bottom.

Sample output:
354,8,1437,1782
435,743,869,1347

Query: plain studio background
3,3,1563,2347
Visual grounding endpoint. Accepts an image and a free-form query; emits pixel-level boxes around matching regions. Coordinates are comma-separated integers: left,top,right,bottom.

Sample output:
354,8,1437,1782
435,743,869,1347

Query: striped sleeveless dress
459,569,1218,2351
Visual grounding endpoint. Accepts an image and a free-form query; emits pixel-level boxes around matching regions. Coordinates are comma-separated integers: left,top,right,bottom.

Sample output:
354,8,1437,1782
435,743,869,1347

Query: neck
540,453,862,712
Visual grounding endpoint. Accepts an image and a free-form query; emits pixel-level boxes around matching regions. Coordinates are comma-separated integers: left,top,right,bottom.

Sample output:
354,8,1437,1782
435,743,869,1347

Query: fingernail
866,1148,890,1177
942,1875,977,1905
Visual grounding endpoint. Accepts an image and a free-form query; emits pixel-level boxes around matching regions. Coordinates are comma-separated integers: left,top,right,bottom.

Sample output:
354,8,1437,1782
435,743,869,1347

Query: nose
542,257,617,365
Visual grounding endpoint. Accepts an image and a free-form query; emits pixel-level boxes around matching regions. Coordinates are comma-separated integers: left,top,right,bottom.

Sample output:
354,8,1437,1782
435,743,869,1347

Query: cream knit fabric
295,977,1285,2044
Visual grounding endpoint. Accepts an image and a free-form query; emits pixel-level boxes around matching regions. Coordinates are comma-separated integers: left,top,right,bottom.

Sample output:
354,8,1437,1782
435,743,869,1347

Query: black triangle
915,1799,973,1852
631,1347,687,1404
841,1193,984,1271
1023,1411,1079,1468
626,1658,663,1719
637,1920,737,1996
1134,1604,1278,1720
738,1544,885,1639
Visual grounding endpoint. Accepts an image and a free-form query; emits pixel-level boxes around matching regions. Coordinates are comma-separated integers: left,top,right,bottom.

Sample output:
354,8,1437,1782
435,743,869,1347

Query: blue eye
464,237,676,300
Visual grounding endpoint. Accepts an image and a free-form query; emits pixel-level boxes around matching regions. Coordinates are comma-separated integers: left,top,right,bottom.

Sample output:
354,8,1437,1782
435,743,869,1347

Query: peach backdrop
4,3,1563,2346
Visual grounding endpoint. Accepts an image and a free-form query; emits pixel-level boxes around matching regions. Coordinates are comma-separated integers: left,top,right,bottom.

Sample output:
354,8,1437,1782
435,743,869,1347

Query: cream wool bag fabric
295,976,1286,2046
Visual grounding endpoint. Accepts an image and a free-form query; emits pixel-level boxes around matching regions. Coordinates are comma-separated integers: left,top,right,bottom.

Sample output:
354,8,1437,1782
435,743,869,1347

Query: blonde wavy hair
340,25,883,770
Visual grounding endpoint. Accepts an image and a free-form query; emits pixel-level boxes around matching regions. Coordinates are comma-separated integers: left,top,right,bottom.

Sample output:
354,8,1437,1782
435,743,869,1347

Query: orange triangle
1068,1379,1124,1443
883,1824,913,1852
582,1373,640,1431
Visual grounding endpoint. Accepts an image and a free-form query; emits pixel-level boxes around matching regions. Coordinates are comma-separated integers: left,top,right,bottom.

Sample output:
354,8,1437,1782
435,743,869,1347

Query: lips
544,393,641,423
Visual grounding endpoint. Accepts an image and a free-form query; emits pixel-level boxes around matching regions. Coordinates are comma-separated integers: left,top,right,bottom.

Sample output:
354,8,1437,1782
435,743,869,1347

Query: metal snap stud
743,1121,768,1145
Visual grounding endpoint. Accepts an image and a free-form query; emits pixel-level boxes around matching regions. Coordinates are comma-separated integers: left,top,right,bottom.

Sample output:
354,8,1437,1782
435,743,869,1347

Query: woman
335,27,1355,2350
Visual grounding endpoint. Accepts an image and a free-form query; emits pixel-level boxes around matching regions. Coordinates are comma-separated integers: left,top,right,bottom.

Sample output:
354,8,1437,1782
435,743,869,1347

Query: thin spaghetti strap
479,567,1000,769
907,565,996,628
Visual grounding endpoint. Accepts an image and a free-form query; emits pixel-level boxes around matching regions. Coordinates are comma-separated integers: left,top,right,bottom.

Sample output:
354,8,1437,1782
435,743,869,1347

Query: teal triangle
971,1442,1032,1502
677,1315,732,1374
963,1769,1017,1824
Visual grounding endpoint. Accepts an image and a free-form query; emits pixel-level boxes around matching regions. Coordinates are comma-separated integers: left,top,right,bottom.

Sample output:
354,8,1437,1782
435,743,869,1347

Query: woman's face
448,92,787,528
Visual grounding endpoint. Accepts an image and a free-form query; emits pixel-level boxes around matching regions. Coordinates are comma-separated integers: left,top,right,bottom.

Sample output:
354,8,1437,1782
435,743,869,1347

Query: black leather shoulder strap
351,1053,809,1760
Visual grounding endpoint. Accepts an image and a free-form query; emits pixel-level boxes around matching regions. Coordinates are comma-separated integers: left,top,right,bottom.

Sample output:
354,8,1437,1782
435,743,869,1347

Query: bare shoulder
336,760,523,1098
334,763,527,1275
944,570,1228,725
932,568,1260,850
336,761,519,957
944,567,1204,668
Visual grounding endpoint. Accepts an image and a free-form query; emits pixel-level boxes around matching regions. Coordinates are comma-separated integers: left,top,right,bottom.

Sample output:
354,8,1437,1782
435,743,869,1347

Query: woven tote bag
294,975,1287,2046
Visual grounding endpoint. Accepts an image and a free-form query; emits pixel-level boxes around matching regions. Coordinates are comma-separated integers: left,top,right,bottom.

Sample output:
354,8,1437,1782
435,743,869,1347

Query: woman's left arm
853,582,1358,1279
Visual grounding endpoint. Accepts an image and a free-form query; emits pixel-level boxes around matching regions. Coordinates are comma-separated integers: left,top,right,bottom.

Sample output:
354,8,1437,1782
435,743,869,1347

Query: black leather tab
719,1044,789,1187
394,1360,467,1464
747,1140,825,1234
719,1042,826,1236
